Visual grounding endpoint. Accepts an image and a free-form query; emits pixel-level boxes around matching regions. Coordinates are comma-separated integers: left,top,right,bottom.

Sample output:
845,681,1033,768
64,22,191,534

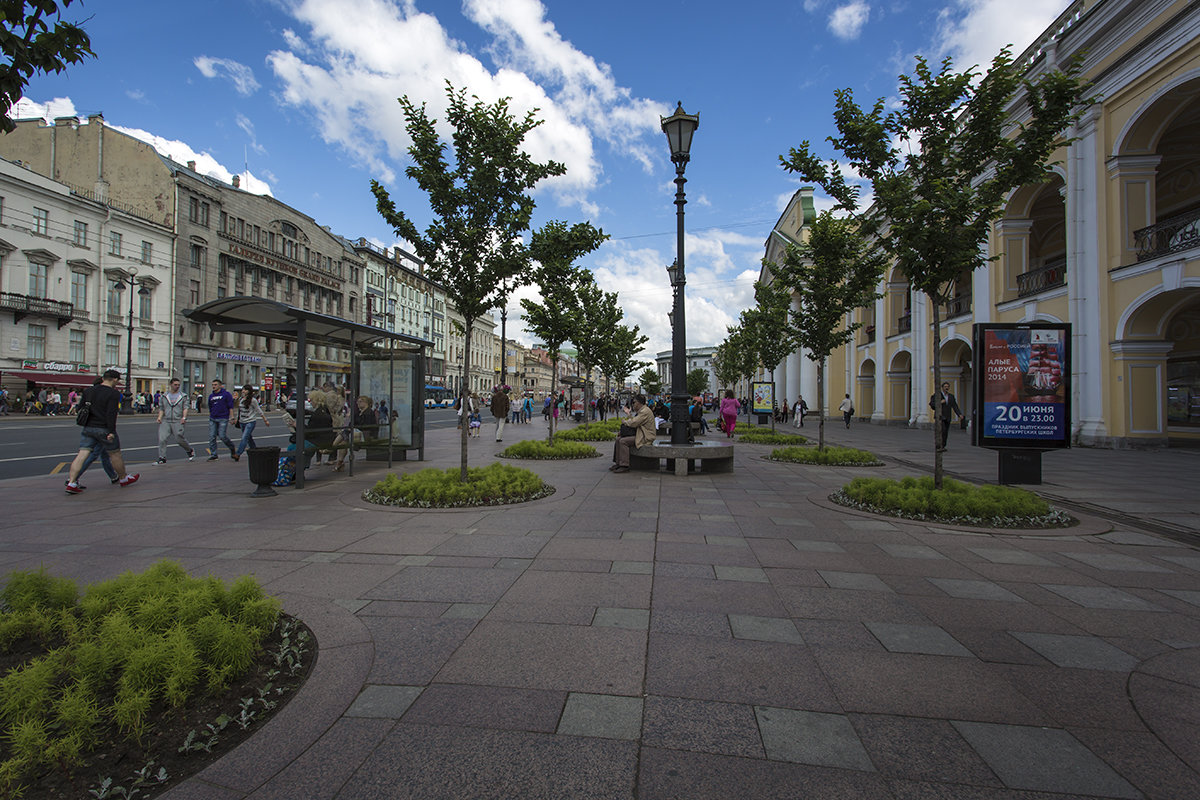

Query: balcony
943,292,972,319
1017,258,1066,298
1135,208,1200,262
897,313,912,334
1,292,75,328
863,324,876,344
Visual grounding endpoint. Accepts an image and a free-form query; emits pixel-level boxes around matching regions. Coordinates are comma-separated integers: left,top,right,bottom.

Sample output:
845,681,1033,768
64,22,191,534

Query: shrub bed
501,440,599,460
0,561,310,798
554,423,616,442
736,429,808,446
365,462,554,508
832,476,1071,528
769,446,882,466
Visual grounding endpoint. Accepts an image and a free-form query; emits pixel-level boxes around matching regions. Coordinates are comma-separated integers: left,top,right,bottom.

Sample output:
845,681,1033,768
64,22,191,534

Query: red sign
264,375,274,391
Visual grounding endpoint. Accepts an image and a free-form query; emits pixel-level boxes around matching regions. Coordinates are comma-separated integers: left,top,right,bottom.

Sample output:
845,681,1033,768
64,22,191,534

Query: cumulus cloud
110,122,274,196
194,56,261,96
10,96,80,121
829,2,870,41
934,0,1065,74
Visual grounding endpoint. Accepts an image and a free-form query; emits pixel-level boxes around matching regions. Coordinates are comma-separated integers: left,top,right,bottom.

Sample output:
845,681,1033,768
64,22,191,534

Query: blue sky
15,0,1070,358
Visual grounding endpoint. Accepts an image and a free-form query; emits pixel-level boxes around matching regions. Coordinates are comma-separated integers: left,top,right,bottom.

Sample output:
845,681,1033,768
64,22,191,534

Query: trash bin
247,446,281,497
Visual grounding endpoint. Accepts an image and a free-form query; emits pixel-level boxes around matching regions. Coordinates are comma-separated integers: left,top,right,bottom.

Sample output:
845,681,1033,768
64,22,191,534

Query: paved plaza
2,417,1200,798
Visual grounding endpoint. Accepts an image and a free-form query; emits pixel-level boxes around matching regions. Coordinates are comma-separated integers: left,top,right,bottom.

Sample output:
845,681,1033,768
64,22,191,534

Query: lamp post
661,102,699,445
113,269,150,413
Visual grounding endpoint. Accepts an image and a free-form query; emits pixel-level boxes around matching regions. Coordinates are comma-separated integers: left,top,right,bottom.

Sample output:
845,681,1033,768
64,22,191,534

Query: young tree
638,367,663,398
522,220,607,442
713,324,756,396
780,48,1091,485
739,279,796,430
573,279,620,423
373,83,566,480
686,368,710,397
597,323,648,398
771,211,887,450
0,1,94,133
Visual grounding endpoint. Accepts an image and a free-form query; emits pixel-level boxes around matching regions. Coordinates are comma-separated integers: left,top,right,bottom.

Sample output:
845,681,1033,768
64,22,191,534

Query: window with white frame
109,231,122,256
141,241,152,263
33,207,48,235
138,288,152,321
137,338,150,369
74,220,87,246
107,281,122,316
70,271,87,310
27,324,46,359
28,261,47,297
104,334,120,365
69,329,86,362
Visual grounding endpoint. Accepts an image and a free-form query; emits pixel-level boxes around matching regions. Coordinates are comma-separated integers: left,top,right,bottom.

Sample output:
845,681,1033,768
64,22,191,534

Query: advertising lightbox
973,323,1071,450
751,382,774,416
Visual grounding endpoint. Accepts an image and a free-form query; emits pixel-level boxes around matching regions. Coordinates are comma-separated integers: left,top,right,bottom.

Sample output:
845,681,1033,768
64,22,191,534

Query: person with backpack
155,378,196,464
64,370,140,493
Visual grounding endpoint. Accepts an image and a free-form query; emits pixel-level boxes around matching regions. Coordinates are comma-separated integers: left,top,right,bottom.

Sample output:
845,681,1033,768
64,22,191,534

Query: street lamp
661,101,699,445
113,269,150,412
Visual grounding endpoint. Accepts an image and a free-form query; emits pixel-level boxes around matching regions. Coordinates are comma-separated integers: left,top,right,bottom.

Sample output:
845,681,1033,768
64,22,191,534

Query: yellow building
776,0,1200,448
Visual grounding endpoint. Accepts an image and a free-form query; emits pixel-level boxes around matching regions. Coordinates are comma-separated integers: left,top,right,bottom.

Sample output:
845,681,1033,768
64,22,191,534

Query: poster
974,323,1070,449
752,382,774,416
359,354,415,446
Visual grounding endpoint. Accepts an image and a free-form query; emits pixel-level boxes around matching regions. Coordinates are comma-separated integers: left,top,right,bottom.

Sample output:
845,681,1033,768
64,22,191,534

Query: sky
14,0,1071,360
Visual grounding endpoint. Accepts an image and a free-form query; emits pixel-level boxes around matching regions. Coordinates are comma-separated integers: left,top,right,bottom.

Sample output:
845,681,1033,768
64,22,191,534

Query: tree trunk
930,294,944,489
460,321,473,482
817,358,825,451
769,368,777,432
547,358,558,444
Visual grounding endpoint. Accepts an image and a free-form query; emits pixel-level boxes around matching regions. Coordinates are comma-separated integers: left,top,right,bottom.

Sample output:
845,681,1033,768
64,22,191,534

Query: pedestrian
543,395,551,420
335,395,378,471
232,385,269,462
611,394,655,473
64,369,139,493
205,379,238,461
74,377,119,485
929,381,963,451
491,385,510,442
719,390,741,438
522,394,533,424
839,393,854,429
510,391,521,426
0,388,8,415
155,378,196,464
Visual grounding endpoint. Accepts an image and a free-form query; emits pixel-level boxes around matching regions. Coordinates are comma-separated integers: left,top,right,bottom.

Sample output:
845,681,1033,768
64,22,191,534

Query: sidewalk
2,418,1199,798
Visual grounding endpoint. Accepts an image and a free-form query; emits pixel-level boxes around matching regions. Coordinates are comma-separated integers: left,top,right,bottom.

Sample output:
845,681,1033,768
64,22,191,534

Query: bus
424,385,455,408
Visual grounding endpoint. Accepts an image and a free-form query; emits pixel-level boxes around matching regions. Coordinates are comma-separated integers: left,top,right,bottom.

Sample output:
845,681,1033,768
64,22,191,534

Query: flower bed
500,440,599,460
735,429,808,446
832,475,1072,528
769,445,882,466
364,463,554,508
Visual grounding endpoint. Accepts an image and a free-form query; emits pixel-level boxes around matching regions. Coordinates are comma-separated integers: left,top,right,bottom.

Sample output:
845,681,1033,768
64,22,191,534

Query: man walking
156,378,196,464
64,370,139,493
206,378,238,461
491,386,510,442
929,381,964,452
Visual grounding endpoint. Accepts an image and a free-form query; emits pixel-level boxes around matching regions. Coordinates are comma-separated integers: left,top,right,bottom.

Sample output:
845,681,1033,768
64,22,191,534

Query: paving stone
611,560,653,574
705,535,749,547
441,602,492,620
642,696,763,758
820,570,894,592
878,543,946,560
951,721,1141,798
557,693,643,740
1010,632,1139,672
401,684,566,733
345,685,423,718
1159,555,1200,571
303,551,343,562
593,607,650,630
638,747,891,799
495,558,532,570
650,609,731,638
728,614,804,644
755,707,875,771
865,622,974,657
967,547,1054,566
1061,552,1171,572
849,714,1002,786
843,519,900,531
1096,531,1178,547
714,565,769,583
1041,584,1165,612
791,539,847,553
1160,589,1200,607
928,578,1026,603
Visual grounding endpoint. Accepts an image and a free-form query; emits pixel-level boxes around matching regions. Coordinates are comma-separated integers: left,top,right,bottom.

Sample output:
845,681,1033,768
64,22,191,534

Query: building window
138,288,152,321
28,261,47,297
105,334,120,366
74,220,87,246
189,279,200,305
217,285,226,299
214,363,225,383
33,207,48,235
27,324,46,359
137,338,151,369
188,197,209,226
70,271,87,310
141,241,152,263
108,281,122,315
69,329,85,362
109,231,122,256
189,243,205,269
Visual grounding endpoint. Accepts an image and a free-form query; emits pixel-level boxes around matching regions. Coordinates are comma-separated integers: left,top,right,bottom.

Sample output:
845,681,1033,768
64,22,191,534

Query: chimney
86,113,104,126
187,160,196,171
232,175,240,188
54,116,79,128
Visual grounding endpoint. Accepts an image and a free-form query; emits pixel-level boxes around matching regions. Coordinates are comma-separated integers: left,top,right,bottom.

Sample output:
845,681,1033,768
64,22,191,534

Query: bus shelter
184,298,431,489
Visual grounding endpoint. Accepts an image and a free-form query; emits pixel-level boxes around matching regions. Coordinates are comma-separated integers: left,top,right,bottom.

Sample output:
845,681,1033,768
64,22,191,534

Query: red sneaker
119,473,140,487
64,482,84,494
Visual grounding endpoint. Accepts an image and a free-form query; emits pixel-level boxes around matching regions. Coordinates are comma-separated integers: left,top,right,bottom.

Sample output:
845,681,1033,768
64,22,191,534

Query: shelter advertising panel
973,323,1071,449
360,353,417,447
751,382,774,416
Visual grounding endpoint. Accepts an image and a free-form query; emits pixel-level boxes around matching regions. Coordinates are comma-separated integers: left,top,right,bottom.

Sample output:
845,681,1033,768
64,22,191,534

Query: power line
610,218,774,241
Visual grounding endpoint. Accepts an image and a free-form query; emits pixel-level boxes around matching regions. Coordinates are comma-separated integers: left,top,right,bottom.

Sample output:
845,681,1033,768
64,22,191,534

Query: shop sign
972,322,1071,450
226,243,341,290
216,352,263,363
20,360,92,373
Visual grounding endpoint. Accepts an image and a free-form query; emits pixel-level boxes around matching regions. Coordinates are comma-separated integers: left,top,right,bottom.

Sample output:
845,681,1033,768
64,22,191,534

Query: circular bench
629,439,735,476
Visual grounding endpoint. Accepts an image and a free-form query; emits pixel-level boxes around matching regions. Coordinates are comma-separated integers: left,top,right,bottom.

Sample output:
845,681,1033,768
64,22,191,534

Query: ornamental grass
365,463,553,508
736,429,808,446
833,475,1070,527
769,446,881,465
501,440,599,460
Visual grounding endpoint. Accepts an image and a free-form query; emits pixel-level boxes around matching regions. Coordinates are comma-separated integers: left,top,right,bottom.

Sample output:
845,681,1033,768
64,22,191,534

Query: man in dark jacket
929,381,964,451
206,379,238,461
65,370,140,493
491,387,510,442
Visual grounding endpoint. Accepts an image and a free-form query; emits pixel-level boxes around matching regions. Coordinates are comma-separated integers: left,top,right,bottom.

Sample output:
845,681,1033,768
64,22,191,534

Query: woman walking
232,385,269,462
719,390,741,438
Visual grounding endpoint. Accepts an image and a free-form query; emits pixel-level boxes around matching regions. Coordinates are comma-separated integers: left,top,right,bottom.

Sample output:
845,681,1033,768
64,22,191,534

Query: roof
184,297,432,350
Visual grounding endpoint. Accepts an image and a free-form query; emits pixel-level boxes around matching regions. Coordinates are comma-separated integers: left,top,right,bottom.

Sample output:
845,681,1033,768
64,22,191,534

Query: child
469,408,482,438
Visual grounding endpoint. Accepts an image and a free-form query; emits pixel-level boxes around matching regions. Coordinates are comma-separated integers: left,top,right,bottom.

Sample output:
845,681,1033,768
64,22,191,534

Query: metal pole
670,161,689,445
295,321,307,490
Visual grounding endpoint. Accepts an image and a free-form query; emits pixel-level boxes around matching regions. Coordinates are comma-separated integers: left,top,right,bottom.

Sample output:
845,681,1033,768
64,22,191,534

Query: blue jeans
235,420,257,455
80,441,117,480
209,418,235,455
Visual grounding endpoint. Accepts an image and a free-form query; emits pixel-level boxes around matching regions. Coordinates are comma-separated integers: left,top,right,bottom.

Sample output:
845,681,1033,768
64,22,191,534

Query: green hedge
555,422,617,442
833,476,1070,527
501,440,599,460
769,446,881,465
365,463,554,508
736,429,808,446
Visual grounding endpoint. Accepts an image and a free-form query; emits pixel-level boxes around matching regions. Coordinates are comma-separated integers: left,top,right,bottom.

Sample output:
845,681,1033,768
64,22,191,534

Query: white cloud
266,0,663,212
932,0,1066,74
829,2,870,41
194,56,261,96
111,122,274,196
10,96,79,121
236,113,267,156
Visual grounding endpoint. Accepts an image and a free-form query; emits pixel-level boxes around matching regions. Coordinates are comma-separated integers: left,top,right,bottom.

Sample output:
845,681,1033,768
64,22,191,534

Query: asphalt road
0,407,464,482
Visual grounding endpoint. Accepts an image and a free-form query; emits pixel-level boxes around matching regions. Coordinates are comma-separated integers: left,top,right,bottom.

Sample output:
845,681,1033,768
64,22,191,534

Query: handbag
618,423,635,437
75,400,91,426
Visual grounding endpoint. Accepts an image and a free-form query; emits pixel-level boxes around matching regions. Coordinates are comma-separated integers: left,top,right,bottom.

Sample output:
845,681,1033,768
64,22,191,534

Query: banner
974,323,1070,449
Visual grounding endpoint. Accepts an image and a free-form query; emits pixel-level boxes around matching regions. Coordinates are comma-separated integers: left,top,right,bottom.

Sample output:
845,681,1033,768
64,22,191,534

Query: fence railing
0,292,75,326
1017,260,1066,298
1135,208,1200,262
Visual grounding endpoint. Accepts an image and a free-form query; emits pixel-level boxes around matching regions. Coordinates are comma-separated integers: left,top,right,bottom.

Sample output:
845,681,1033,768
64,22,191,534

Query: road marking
0,432,294,465
50,462,66,474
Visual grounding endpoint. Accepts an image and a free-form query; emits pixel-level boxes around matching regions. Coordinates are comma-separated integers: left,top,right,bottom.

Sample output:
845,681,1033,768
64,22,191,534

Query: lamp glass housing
660,103,699,162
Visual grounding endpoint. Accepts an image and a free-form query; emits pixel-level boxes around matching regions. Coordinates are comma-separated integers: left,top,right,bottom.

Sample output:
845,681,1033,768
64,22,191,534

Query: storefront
1,360,97,390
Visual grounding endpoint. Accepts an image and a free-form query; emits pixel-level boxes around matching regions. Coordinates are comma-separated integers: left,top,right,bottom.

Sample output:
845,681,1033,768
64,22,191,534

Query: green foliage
596,324,648,392
685,368,710,397
0,562,282,793
0,0,95,134
835,476,1067,526
770,446,881,465
713,324,758,388
740,280,796,384
736,429,808,445
638,367,662,396
554,420,618,441
367,463,553,508
502,439,598,459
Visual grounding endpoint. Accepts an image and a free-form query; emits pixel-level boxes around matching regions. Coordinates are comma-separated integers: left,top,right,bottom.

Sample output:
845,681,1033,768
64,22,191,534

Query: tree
573,279,620,423
522,220,606,442
373,83,566,480
597,323,648,397
713,324,756,395
638,367,663,398
685,368,710,397
739,279,796,430
0,1,94,133
780,48,1091,485
772,211,887,450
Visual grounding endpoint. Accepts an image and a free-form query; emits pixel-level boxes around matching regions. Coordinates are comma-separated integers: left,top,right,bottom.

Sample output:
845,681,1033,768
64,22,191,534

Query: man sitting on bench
611,394,656,474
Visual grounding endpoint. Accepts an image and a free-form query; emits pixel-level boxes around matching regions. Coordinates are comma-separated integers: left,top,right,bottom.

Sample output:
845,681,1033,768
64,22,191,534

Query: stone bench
630,439,735,476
